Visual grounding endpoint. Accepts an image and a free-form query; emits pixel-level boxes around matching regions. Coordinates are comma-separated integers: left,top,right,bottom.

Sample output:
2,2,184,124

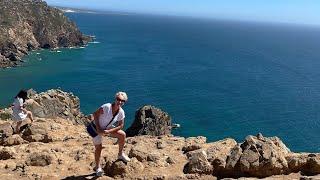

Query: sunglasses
116,97,126,103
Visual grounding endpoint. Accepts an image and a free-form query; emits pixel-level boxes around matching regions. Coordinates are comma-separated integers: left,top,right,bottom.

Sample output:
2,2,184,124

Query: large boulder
105,158,144,177
1,134,25,146
225,144,243,177
224,133,290,178
184,149,213,175
287,153,320,175
126,105,172,137
21,122,53,143
182,136,207,153
129,145,149,162
0,122,14,145
183,138,237,176
302,154,320,175
206,138,237,175
0,122,14,139
286,153,309,173
26,89,89,124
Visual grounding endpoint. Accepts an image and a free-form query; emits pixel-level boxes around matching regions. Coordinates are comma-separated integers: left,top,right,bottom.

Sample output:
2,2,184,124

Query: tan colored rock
303,154,320,175
0,147,14,160
21,122,53,143
26,152,53,166
26,89,89,124
286,153,309,172
129,145,149,162
184,149,213,175
205,138,237,175
2,134,25,146
182,136,207,153
287,153,320,176
0,122,14,143
106,158,144,177
223,134,290,178
3,160,17,171
225,144,243,172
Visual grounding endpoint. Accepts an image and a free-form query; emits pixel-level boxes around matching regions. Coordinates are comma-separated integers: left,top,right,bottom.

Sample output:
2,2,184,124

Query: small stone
26,152,52,166
156,141,166,149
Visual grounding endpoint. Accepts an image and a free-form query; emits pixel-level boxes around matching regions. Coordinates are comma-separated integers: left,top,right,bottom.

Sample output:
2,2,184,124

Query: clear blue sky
45,0,320,25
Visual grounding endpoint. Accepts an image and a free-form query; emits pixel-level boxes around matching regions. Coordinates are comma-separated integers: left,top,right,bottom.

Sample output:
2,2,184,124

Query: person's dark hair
15,90,28,102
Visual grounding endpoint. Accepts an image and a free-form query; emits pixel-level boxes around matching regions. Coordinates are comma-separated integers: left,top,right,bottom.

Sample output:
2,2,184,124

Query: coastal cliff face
1,89,320,179
0,0,91,68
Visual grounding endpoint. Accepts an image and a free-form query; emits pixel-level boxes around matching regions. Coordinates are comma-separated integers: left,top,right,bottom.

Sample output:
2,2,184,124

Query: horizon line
54,5,320,29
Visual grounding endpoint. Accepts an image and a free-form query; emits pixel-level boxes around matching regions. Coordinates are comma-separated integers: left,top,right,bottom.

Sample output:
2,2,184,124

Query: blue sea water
1,12,320,152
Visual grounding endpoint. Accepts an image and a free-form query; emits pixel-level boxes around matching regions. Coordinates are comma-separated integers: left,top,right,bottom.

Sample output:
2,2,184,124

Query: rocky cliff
0,0,91,68
0,89,320,179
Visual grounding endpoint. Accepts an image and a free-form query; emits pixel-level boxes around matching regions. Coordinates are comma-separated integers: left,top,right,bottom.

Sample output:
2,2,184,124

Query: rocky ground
1,118,320,180
1,89,320,179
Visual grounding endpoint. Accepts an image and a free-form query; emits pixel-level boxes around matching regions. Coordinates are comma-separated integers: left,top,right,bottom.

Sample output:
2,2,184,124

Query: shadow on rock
61,173,99,180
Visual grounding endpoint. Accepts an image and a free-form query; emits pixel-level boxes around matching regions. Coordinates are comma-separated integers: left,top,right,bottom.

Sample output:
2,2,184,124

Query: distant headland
0,0,92,68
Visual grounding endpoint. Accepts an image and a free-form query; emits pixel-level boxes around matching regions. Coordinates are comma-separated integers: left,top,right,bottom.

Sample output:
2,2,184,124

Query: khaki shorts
92,134,103,145
92,133,115,145
92,125,118,145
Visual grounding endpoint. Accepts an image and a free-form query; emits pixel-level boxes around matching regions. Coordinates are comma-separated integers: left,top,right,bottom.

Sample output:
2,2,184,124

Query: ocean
1,12,320,152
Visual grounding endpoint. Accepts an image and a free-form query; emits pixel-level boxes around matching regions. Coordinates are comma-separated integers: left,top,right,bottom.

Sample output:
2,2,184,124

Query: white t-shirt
12,97,27,121
98,103,125,130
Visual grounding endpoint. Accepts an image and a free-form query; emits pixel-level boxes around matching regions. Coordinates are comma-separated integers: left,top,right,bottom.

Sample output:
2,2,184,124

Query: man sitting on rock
89,91,130,176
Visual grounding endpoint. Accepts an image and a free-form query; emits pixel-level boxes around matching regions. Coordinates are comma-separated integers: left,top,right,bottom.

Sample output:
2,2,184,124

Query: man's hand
22,108,28,114
103,129,111,136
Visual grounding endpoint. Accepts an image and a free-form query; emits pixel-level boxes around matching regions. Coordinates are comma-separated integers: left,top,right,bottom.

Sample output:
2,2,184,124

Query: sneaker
118,152,131,162
95,167,103,177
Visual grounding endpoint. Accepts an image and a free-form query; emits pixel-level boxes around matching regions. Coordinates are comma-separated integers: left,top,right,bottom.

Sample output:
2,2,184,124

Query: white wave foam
63,9,76,13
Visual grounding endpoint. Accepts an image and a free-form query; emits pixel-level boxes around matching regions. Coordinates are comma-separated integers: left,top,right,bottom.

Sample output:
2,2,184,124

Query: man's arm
104,119,124,135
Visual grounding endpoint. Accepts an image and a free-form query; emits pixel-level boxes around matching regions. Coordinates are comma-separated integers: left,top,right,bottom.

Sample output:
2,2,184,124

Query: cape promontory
0,0,91,68
1,89,320,179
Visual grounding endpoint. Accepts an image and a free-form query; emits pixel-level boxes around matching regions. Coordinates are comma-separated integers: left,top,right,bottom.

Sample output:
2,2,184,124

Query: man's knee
110,130,126,140
118,130,126,139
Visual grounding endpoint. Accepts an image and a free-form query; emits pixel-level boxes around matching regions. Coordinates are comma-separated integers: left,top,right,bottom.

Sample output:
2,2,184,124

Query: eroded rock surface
126,105,172,137
0,118,320,179
26,89,88,124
